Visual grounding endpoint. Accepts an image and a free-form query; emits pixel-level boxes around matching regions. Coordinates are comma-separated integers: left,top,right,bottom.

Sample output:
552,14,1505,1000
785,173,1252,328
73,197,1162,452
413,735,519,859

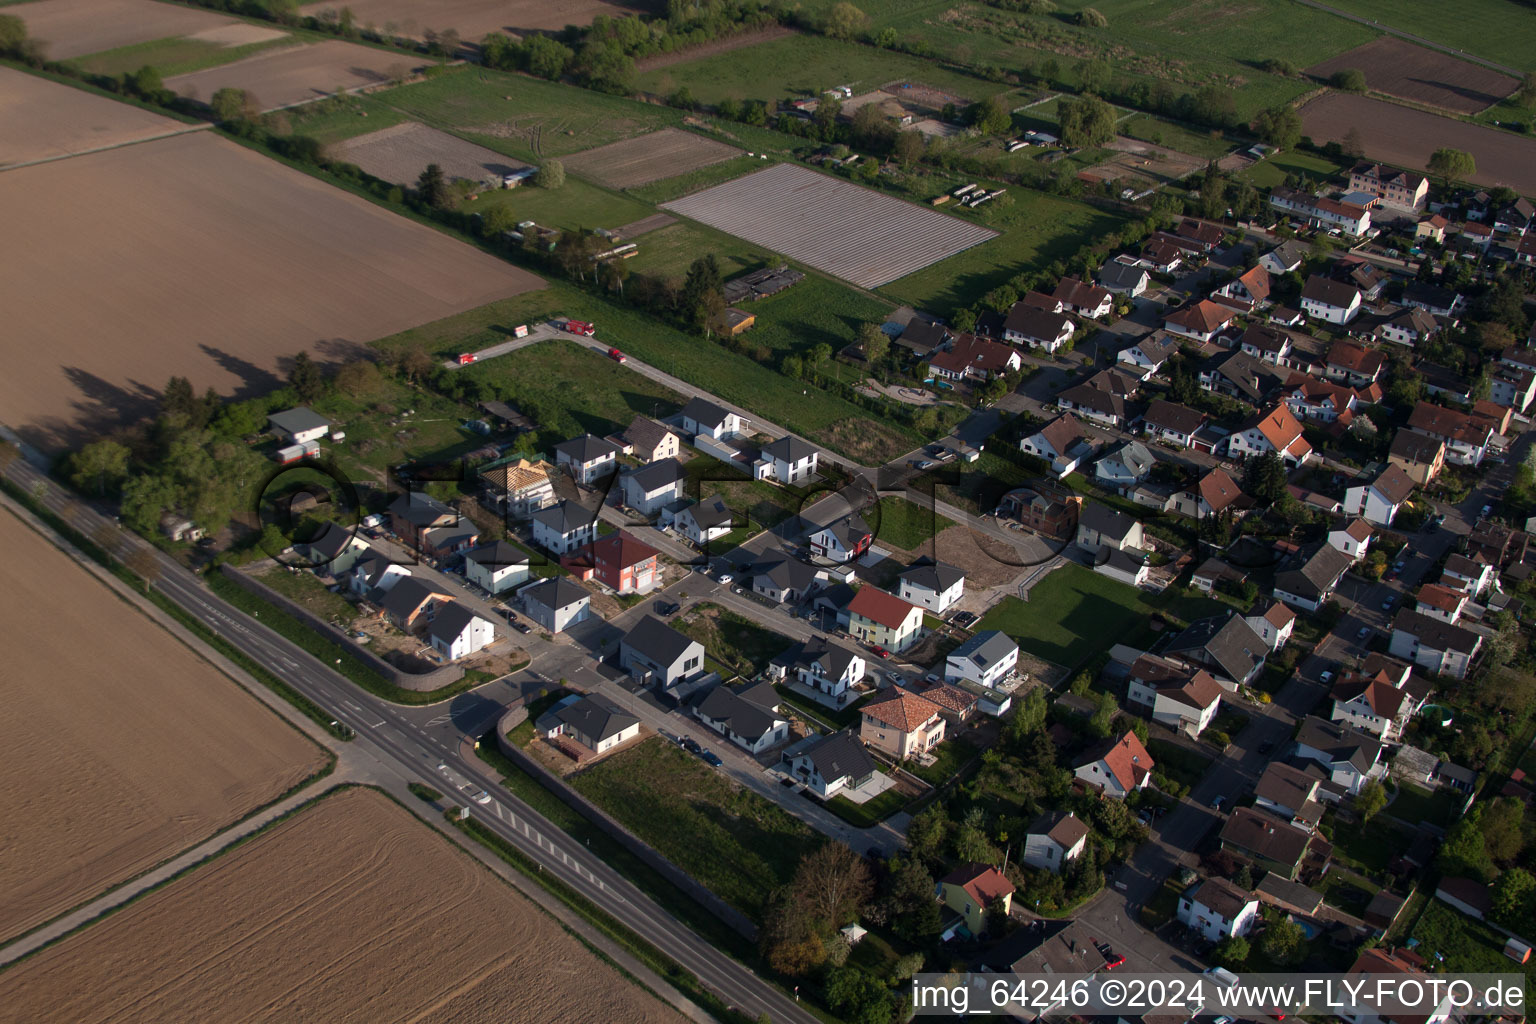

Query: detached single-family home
428,603,496,661
1331,669,1420,742
619,615,707,690
1403,281,1463,318
1053,276,1114,318
620,458,686,516
945,630,1018,690
538,696,641,758
553,433,622,486
1345,463,1416,527
1095,440,1154,491
808,512,873,564
388,491,459,553
1003,303,1075,351
1098,258,1150,297
939,863,1015,938
1442,553,1497,599
1255,762,1325,831
519,576,592,633
1416,582,1468,623
1489,364,1536,413
583,530,659,595
1406,403,1493,466
1165,613,1267,688
860,687,946,759
770,635,866,702
1163,299,1238,343
928,333,1023,382
847,586,924,653
1294,715,1387,795
1239,324,1293,365
786,730,876,799
897,560,965,614
463,540,531,594
1327,517,1374,561
1142,400,1207,449
1388,431,1445,486
1126,655,1224,737
1282,374,1370,425
1074,730,1154,799
268,406,331,444
1117,335,1179,379
620,415,681,464
674,494,737,547
1273,542,1355,613
531,500,599,555
1022,811,1090,873
1178,218,1225,250
694,681,789,753
751,555,823,604
679,396,746,440
1301,275,1362,324
348,552,409,599
380,576,454,633
1221,807,1330,881
293,522,368,575
1244,599,1296,651
480,458,557,518
1389,609,1482,679
1020,413,1094,477
1259,239,1308,276
1341,949,1457,1024
1076,502,1145,556
756,435,819,485
1326,340,1387,387
1215,264,1272,308
1179,877,1260,942
1376,307,1440,348
1226,404,1313,466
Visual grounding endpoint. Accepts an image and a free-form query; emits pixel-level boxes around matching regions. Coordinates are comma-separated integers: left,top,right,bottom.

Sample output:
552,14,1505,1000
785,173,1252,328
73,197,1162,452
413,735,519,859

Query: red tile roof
1250,404,1311,458
1199,468,1244,512
591,530,659,571
1086,730,1154,790
1166,299,1236,335
940,862,1015,907
862,687,942,731
848,586,920,631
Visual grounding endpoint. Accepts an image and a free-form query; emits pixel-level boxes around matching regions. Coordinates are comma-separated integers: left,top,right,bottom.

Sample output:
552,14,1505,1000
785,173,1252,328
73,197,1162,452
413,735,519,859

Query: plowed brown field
9,0,238,61
299,0,643,40
1307,37,1517,114
0,788,686,1024
0,67,189,168
0,506,325,943
164,39,419,110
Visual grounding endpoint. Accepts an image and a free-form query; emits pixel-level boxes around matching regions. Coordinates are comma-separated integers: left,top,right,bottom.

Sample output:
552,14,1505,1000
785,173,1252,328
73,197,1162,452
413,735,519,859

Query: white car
469,788,492,805
718,573,733,584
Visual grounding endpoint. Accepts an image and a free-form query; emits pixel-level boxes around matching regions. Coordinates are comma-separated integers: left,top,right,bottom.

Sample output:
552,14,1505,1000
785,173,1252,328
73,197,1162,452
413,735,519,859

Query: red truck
565,319,596,336
457,352,477,365
607,348,627,363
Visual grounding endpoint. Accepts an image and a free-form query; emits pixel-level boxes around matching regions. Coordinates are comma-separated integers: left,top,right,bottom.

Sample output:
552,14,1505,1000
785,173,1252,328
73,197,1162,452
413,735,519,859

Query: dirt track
1307,37,1517,114
0,788,687,1023
0,67,189,168
0,506,325,944
0,130,542,448
10,0,238,60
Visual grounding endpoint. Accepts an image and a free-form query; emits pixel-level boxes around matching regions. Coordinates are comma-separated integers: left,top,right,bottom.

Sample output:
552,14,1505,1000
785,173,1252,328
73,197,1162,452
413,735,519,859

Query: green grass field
1406,899,1536,985
68,32,299,78
460,177,655,235
1238,149,1349,189
568,737,823,917
1309,0,1536,72
621,219,770,280
672,603,793,676
869,495,954,549
1119,114,1234,161
742,274,895,383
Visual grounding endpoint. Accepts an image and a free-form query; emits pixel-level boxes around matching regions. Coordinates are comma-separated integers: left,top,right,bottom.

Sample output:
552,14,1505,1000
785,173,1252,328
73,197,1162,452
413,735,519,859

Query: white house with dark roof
1273,542,1354,613
897,560,965,613
519,576,591,633
1294,715,1386,795
531,501,599,555
620,615,707,689
673,494,737,547
694,681,789,753
1098,258,1150,297
1327,518,1373,561
1002,303,1075,351
1345,463,1416,527
293,522,368,575
945,630,1018,689
680,396,746,440
538,695,640,757
1301,275,1362,324
268,406,332,444
1095,441,1154,491
751,555,824,604
1389,609,1482,679
1164,612,1267,688
463,540,531,594
553,434,621,485
756,435,818,484
1126,654,1223,737
348,551,410,599
1141,400,1207,449
428,603,496,661
620,458,687,516
1441,553,1497,598
1020,413,1095,477
1117,335,1178,379
770,635,866,701
808,512,873,564
1179,877,1260,942
1244,599,1295,651
1023,811,1090,873
786,731,876,799
1075,502,1145,555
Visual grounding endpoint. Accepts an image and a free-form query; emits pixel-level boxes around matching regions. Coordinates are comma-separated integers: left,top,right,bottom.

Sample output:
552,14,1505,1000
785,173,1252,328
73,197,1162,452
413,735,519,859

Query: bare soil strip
0,67,190,168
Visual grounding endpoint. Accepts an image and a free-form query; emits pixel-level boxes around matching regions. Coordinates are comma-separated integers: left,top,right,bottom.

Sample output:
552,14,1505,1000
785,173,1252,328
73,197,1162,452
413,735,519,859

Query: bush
534,159,565,189
409,782,443,802
1077,7,1108,26
1331,68,1367,93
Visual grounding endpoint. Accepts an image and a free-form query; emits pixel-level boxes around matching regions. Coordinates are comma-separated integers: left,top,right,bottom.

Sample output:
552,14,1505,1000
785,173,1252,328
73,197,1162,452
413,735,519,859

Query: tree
905,804,950,867
1342,127,1366,160
1077,57,1111,95
825,967,894,1024
160,376,198,423
1059,94,1115,147
334,360,384,399
682,254,723,329
1331,68,1367,93
1490,868,1536,928
1253,105,1302,150
534,158,565,189
1438,816,1495,881
123,546,163,592
69,440,130,496
793,842,871,926
1517,72,1536,109
416,163,450,209
126,65,164,100
1212,935,1250,969
210,87,254,123
1262,916,1305,965
971,94,1013,136
893,128,925,168
1076,6,1108,27
859,322,890,363
288,351,325,403
1242,451,1288,505
0,14,29,58
1427,147,1476,186
758,888,824,975
824,1,868,40
522,33,572,79
1355,779,1386,822
1479,797,1526,864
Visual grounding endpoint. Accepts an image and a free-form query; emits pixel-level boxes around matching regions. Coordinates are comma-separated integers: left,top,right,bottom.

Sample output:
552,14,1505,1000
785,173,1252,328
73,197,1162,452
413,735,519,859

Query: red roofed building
565,530,659,595
1164,299,1238,342
1228,404,1313,465
1342,948,1455,1024
1331,668,1419,741
1415,582,1468,624
1406,403,1494,466
1174,467,1250,519
1052,276,1114,318
939,863,1015,937
860,686,945,758
847,587,924,653
1074,730,1154,798
1326,340,1387,386
928,333,1024,383
1215,264,1272,308
1283,373,1370,425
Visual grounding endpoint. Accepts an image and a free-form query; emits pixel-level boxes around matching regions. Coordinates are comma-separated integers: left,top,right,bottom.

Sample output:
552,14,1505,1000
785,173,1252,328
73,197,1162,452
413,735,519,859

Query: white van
1204,967,1240,988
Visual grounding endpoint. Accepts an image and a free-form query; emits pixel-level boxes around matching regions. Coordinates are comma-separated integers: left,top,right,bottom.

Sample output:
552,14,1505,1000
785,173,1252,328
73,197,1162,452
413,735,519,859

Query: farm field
662,162,998,289
620,218,768,279
0,67,189,167
0,131,541,449
164,39,420,110
563,127,741,189
329,120,527,186
8,0,239,60
1307,37,1517,114
0,788,686,1023
462,175,655,234
299,0,644,39
1299,92,1536,196
0,506,325,944
1305,0,1536,72
68,24,296,78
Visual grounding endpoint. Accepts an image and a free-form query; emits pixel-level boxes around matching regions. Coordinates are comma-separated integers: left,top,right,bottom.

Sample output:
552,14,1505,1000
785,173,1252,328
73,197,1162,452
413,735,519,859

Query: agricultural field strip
9,0,241,60
562,127,742,189
1306,37,1517,114
329,121,528,186
163,39,419,111
0,67,194,169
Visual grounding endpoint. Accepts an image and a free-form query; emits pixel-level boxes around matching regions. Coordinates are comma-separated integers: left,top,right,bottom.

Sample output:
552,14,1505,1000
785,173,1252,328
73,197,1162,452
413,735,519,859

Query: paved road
440,320,562,370
0,448,820,1024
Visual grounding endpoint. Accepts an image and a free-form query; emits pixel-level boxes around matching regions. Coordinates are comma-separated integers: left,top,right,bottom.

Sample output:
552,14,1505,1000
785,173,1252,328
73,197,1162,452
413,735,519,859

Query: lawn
1406,899,1536,988
684,454,806,530
909,734,980,786
869,495,955,550
1387,781,1465,829
309,380,490,484
879,188,1130,311
1309,0,1536,72
913,450,1036,515
977,563,1226,669
1323,813,1407,875
568,737,824,917
1238,148,1349,190
621,219,769,280
68,32,299,78
743,275,897,386
1118,114,1235,162
825,786,909,827
626,155,773,204
671,602,793,677
772,684,865,731
459,176,655,236
257,565,358,623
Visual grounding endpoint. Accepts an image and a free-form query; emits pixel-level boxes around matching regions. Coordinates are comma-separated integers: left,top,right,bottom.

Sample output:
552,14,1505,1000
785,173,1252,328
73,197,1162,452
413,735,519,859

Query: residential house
1142,400,1207,449
1019,413,1095,477
1164,613,1268,688
1376,307,1440,348
463,540,531,595
897,561,966,614
480,458,557,518
920,682,980,723
1274,542,1354,613
1301,275,1362,324
1126,655,1224,737
584,530,659,595
945,630,1019,690
1466,517,1526,568
1489,362,1536,413
786,730,875,799
1178,218,1225,250
519,576,592,633
1294,715,1387,794
1074,730,1154,799
1095,440,1155,491
1442,553,1497,598
1053,276,1114,318
674,494,737,548
1097,548,1149,587
679,396,746,440
755,435,819,485
553,434,622,486
1406,403,1492,466
1494,197,1536,235
770,636,866,702
808,512,873,564
1328,517,1374,561
1244,599,1296,651
1259,239,1308,276
1389,609,1482,679
1340,949,1456,1024
619,415,681,464
1117,335,1179,378
1388,431,1445,486
1098,258,1151,297
1349,163,1429,212
1022,811,1090,873
388,491,458,552
619,615,707,690
620,458,686,516
537,696,640,757
1172,468,1249,521
847,586,924,653
1283,374,1373,425
694,681,789,753
1239,324,1294,365
1416,214,1449,243
1472,398,1514,436
1001,485,1083,539
1418,360,1475,404
427,603,496,661
1255,762,1325,831
267,406,331,444
1200,350,1290,404
1163,299,1238,343
860,687,946,758
1270,187,1373,236
1057,368,1139,428
293,522,368,575
379,576,454,633
1215,264,1272,308
1144,237,1187,274
751,555,823,604
1402,281,1463,318
929,332,1024,383
1178,877,1260,942
348,552,409,599
1326,340,1387,387
1003,303,1075,351
1227,404,1313,466
1220,807,1331,881
976,918,1110,983
1345,464,1417,527
939,863,1014,938
1076,502,1145,556
1333,257,1388,302
1331,669,1421,742
1416,582,1469,623
531,500,598,555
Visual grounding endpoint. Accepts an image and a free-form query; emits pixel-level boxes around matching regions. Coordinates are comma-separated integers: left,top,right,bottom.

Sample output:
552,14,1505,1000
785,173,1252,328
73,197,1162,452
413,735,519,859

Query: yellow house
939,863,1015,937
859,687,945,759
847,586,924,653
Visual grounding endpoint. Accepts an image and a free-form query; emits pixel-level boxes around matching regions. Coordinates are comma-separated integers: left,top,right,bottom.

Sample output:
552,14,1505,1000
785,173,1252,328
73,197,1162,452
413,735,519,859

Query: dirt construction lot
1081,136,1206,189
299,0,643,40
330,120,527,186
0,131,542,449
0,68,190,168
0,506,325,944
1300,92,1536,196
9,0,239,60
0,788,688,1023
662,162,999,289
1307,37,1517,115
564,127,742,189
165,39,420,110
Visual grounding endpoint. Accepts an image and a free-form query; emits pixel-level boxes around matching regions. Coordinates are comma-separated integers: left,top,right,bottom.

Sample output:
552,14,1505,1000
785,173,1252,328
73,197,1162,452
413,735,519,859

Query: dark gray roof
623,614,700,665
381,576,449,619
553,433,621,464
1078,501,1139,543
299,521,359,560
1098,260,1149,290
898,560,965,593
813,512,871,549
948,629,1017,669
1166,612,1265,683
427,601,483,644
681,396,734,430
1392,608,1481,654
1302,274,1359,309
1275,543,1353,599
465,540,529,571
521,576,589,612
685,494,736,531
1143,399,1206,435
268,406,330,435
625,457,686,492
761,434,818,463
755,556,820,593
532,500,592,535
423,522,479,550
353,551,404,588
801,730,874,783
389,491,455,526
624,415,677,452
1296,715,1382,775
775,635,861,680
695,682,782,742
543,695,638,743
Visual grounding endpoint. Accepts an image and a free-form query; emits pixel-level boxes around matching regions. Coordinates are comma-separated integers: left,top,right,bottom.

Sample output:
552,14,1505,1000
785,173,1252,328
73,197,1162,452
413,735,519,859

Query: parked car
717,573,733,584
1356,627,1371,641
682,737,701,754
869,645,890,659
1482,504,1494,518
925,672,941,684
657,600,680,616
885,670,903,685
1209,795,1224,811
468,787,492,805
912,459,935,470
699,749,723,768
1381,597,1395,611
